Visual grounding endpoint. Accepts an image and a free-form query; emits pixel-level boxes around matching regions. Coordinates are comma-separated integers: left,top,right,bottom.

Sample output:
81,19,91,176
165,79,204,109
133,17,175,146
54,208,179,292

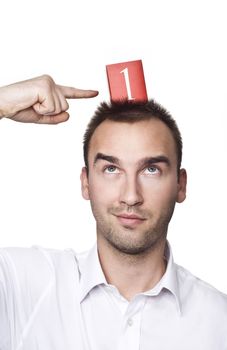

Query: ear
80,167,90,200
177,168,187,203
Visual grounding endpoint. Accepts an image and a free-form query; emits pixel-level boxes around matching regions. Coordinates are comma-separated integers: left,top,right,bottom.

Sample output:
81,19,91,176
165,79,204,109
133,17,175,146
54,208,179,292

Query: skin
0,75,98,123
81,119,187,300
0,75,186,300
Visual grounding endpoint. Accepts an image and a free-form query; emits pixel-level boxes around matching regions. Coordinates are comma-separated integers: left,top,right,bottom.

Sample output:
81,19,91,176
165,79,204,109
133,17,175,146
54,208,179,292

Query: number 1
120,67,135,100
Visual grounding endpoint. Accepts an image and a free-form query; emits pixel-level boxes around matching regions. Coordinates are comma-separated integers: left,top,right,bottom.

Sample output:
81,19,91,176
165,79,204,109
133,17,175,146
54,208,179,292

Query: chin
106,234,162,256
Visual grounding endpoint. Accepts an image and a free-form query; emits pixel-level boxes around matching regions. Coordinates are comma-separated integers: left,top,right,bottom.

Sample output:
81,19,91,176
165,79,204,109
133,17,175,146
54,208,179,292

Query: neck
97,235,167,301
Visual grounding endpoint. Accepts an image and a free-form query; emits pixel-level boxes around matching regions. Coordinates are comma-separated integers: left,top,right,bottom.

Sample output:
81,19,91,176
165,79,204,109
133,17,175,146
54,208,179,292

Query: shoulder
176,263,227,317
0,246,79,291
0,245,75,268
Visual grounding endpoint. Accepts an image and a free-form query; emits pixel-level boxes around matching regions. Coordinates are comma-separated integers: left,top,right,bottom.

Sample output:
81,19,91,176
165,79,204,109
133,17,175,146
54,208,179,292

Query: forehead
88,119,177,164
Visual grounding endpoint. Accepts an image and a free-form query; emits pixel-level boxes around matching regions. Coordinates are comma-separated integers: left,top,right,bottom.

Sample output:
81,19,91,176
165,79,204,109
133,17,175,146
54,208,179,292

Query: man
0,75,227,350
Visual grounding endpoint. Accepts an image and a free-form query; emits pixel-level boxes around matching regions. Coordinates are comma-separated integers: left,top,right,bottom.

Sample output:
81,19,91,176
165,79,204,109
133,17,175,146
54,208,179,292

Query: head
81,100,187,255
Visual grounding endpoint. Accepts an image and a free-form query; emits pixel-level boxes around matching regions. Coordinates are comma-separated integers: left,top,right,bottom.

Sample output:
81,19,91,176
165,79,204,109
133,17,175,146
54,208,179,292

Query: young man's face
81,119,186,255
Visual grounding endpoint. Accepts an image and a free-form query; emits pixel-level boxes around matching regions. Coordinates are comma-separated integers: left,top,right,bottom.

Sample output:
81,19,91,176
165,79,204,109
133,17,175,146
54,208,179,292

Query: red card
106,60,148,102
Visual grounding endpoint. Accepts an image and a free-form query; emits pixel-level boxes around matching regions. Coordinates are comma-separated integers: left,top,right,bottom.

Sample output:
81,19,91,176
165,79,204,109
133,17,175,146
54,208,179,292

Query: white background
0,0,226,293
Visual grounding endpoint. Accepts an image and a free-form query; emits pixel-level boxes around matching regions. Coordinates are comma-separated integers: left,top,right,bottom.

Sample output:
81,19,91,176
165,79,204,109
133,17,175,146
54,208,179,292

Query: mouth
114,214,146,227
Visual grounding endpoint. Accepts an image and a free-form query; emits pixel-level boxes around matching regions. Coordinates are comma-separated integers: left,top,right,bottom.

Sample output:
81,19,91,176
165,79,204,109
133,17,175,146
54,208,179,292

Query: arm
0,75,98,124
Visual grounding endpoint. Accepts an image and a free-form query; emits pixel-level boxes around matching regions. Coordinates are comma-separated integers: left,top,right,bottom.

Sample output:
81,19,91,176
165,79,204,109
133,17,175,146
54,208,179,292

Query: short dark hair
83,100,182,173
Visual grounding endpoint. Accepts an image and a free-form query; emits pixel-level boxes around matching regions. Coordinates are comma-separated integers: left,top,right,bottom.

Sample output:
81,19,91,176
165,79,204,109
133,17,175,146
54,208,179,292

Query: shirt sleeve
0,264,10,350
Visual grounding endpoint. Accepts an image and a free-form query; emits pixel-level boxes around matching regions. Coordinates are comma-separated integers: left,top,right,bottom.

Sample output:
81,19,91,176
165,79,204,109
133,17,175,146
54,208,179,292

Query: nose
119,174,143,207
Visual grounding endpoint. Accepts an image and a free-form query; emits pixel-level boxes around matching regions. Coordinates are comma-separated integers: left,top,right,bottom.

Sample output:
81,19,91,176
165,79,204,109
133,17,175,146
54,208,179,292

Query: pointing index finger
58,85,99,99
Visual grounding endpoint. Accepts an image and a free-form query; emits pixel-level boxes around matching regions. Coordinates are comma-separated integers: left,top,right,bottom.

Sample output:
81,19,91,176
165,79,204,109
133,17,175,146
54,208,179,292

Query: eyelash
103,165,160,175
144,166,159,174
103,165,119,173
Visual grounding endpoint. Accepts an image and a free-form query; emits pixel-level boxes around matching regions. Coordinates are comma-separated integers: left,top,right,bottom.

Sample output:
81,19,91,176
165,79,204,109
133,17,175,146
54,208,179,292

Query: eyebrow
138,156,170,167
94,153,120,166
93,153,170,167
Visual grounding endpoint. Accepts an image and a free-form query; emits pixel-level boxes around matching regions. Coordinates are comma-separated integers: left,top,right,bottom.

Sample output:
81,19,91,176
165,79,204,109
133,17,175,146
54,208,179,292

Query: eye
143,166,159,175
104,165,120,174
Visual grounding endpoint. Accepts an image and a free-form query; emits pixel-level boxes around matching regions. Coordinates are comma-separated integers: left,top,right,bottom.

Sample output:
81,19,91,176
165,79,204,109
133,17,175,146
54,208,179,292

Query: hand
0,75,98,124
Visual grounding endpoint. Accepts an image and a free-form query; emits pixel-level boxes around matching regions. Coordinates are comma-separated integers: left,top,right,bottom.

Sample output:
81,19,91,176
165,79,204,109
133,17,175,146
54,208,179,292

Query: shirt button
127,318,133,327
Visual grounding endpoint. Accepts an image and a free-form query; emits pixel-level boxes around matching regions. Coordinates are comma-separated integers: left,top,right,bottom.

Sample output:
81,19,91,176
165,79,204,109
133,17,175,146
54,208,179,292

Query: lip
115,213,146,227
117,214,145,220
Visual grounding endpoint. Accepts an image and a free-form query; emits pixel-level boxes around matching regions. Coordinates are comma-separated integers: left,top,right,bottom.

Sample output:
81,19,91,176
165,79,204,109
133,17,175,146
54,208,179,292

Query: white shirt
0,241,227,350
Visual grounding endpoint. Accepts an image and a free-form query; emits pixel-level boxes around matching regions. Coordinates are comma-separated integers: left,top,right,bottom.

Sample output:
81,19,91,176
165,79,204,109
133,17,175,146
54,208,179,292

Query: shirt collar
78,240,181,315
78,243,107,303
142,241,182,315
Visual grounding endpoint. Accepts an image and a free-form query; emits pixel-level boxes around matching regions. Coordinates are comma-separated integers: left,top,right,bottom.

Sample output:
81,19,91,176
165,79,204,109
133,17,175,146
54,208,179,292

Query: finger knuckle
38,74,54,90
55,107,62,115
63,100,69,111
44,105,55,114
